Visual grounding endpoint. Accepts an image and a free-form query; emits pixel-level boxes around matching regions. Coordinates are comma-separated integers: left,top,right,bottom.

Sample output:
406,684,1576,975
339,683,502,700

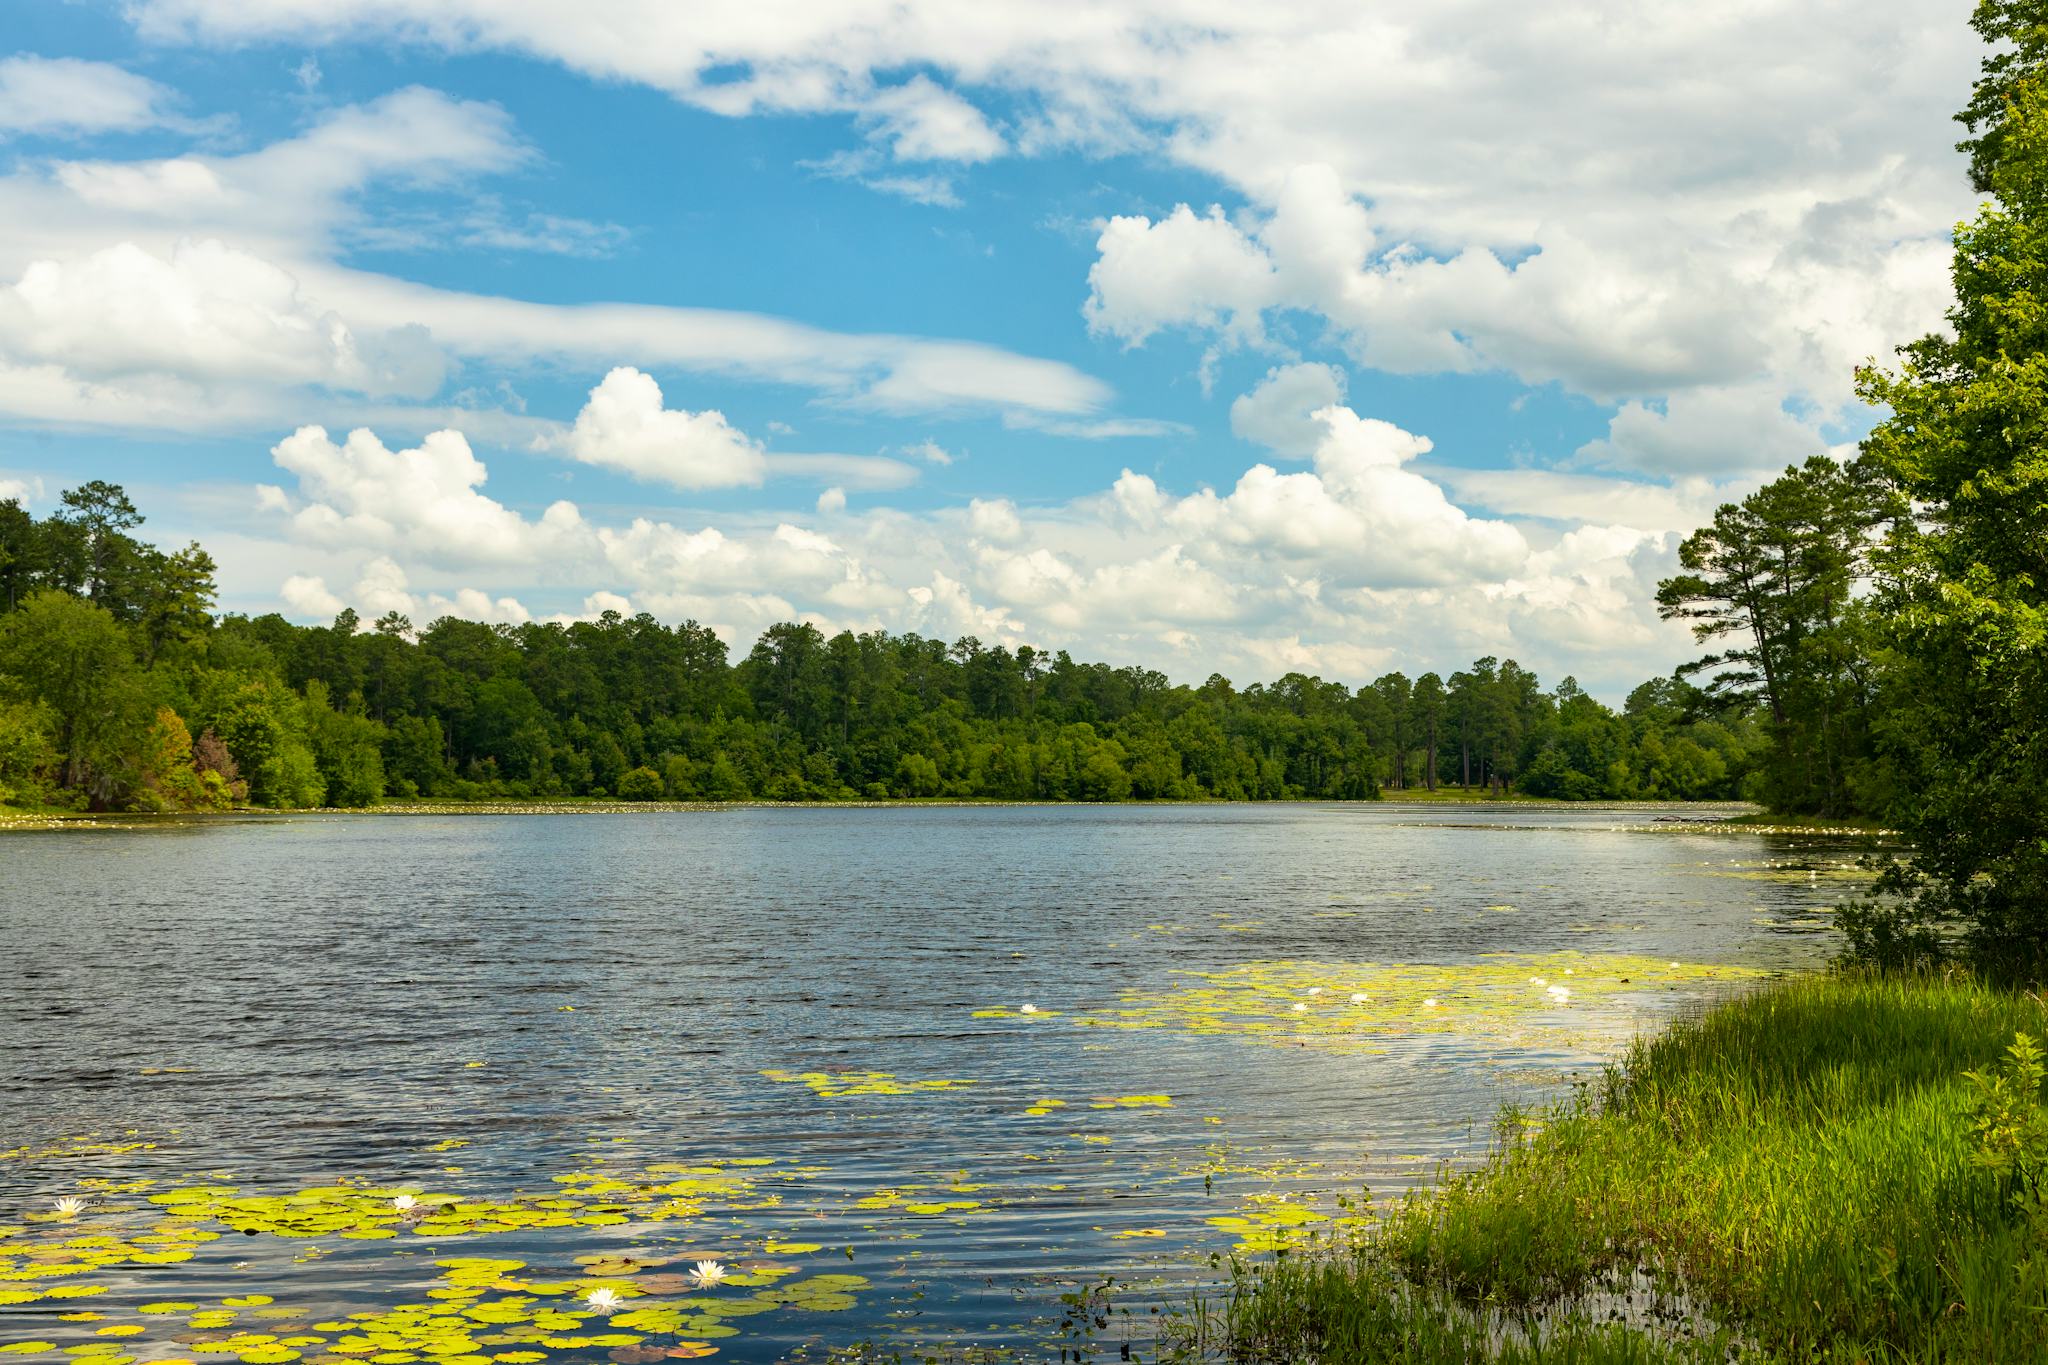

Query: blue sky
0,1,1983,698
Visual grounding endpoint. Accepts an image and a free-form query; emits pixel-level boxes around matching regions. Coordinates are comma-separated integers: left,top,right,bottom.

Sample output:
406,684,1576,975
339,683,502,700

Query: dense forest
0,484,1766,811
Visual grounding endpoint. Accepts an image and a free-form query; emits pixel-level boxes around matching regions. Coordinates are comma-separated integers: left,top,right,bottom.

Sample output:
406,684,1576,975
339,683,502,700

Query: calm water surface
0,804,1867,1362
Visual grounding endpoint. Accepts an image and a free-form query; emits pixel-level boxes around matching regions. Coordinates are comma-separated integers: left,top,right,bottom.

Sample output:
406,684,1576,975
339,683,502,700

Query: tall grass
1169,972,2048,1363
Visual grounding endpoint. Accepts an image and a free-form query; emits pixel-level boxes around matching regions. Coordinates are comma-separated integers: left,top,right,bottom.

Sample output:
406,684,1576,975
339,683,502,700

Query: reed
1169,972,2048,1362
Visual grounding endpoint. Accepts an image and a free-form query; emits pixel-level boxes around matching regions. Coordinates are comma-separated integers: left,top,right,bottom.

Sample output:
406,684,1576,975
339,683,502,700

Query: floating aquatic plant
1071,952,1764,1055
757,1070,975,1099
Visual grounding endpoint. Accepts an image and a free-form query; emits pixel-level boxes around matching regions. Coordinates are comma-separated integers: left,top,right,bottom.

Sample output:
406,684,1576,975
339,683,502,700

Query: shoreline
0,795,1782,830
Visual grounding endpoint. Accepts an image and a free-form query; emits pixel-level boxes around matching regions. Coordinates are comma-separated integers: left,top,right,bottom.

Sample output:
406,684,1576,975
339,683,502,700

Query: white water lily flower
688,1259,729,1290
52,1196,87,1218
1530,977,1546,986
584,1288,623,1315
392,1194,417,1212
1422,998,1439,1008
1547,986,1571,1003
1305,987,1324,996
1350,993,1369,1004
1669,961,1681,969
1291,1002,1308,1013
1019,1004,1038,1014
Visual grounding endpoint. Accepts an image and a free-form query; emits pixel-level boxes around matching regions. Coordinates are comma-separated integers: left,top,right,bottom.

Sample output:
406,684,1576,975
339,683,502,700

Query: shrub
616,766,664,801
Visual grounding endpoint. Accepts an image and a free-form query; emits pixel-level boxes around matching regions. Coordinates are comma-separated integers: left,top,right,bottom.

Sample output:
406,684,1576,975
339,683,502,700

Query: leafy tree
617,766,664,801
191,727,245,805
0,497,41,613
1657,456,1896,815
701,752,750,801
135,707,212,813
1845,0,2048,977
0,699,56,807
55,480,145,611
1412,673,1447,790
138,543,219,664
0,590,150,805
660,753,699,799
303,680,387,807
895,752,942,797
383,714,451,796
199,673,325,808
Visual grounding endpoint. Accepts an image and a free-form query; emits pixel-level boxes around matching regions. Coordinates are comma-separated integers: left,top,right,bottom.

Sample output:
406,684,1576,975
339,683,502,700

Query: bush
616,766,664,801
701,753,749,800
0,699,57,808
660,754,698,799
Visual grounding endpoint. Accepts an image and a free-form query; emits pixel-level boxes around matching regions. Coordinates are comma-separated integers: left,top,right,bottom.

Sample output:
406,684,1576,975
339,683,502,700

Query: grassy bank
1167,973,2048,1362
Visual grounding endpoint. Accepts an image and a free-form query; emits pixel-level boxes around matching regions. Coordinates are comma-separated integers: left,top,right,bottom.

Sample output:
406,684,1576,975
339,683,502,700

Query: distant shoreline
1,796,1900,838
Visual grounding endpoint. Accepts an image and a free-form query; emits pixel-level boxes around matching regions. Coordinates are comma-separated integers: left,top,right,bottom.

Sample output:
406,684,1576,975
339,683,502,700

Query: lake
0,803,1866,1362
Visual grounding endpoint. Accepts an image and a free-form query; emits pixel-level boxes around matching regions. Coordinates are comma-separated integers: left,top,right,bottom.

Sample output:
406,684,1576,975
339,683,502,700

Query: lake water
0,804,1867,1363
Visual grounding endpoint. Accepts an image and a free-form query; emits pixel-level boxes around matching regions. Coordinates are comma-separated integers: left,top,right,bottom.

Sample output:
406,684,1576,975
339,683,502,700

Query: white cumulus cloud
1230,361,1346,457
560,366,767,490
272,424,585,567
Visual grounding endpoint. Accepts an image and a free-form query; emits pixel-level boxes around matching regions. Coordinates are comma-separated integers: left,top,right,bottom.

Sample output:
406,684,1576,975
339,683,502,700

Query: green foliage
197,672,324,809
1845,0,2048,980
0,698,57,808
1964,1031,2048,1192
134,706,210,813
302,679,386,807
615,765,664,801
0,589,151,806
1655,456,1898,817
701,752,750,801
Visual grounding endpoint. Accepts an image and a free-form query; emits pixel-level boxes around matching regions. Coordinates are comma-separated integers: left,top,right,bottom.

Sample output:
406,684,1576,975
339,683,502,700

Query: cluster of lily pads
0,1157,908,1365
756,1072,976,1100
2,1102,1404,1363
1056,952,1760,1055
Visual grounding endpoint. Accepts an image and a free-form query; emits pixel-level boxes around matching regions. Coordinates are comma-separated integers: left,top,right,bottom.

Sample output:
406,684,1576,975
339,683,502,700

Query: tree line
0,483,1765,812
